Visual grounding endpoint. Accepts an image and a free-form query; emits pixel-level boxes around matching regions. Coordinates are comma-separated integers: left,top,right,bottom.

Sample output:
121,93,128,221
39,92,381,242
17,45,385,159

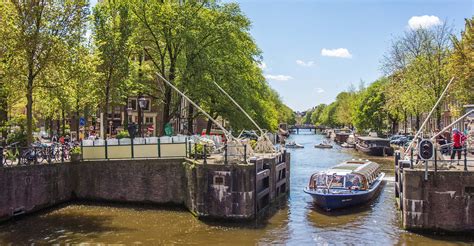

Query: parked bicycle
2,142,20,166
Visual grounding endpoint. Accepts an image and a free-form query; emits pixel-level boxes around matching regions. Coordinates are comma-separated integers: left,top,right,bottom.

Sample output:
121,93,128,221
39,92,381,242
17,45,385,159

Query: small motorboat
304,160,385,211
341,142,355,148
285,141,304,148
314,142,333,149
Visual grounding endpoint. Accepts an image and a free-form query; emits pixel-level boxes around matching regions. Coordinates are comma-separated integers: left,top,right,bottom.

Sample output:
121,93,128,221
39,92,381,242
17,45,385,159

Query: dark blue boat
304,160,385,211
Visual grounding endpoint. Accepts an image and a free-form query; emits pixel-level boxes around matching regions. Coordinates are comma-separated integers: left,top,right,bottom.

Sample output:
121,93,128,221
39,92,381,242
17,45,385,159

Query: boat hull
304,173,385,210
356,144,393,156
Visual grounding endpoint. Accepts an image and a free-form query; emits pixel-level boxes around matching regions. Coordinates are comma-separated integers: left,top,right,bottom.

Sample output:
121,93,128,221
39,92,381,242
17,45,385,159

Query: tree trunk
26,75,34,145
104,84,110,140
187,103,193,135
206,118,213,135
61,108,66,136
161,60,176,136
0,94,8,140
415,113,420,132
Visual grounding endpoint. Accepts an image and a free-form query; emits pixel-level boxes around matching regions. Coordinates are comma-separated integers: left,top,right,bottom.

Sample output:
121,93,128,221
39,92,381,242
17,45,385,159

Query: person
451,128,467,161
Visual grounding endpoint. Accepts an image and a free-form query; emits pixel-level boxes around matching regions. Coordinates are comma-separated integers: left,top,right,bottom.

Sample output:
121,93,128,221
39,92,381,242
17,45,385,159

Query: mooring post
464,147,468,172
244,144,247,163
434,148,437,174
410,147,414,169
224,144,228,165
157,138,161,158
61,145,64,163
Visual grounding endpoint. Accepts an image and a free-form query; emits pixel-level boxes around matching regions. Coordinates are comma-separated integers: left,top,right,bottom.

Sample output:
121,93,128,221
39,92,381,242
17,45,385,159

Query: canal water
1,132,473,245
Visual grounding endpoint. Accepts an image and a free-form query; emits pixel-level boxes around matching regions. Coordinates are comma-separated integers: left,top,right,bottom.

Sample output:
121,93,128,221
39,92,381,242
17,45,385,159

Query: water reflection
0,132,473,245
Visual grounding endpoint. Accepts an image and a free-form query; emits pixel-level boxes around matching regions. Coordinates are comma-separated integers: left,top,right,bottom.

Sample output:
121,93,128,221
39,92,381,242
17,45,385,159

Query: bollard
157,138,161,158
104,140,108,160
464,147,468,172
203,144,207,165
244,144,247,163
434,148,437,174
48,146,52,164
80,140,84,161
61,146,64,163
410,147,414,169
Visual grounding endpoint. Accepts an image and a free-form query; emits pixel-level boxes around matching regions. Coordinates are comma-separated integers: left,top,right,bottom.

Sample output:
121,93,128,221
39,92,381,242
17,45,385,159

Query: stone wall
0,154,290,223
0,164,76,222
402,169,474,231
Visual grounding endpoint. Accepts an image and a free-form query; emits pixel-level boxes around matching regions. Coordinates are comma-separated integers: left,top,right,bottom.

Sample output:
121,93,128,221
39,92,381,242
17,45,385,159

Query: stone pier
0,152,290,222
395,158,474,232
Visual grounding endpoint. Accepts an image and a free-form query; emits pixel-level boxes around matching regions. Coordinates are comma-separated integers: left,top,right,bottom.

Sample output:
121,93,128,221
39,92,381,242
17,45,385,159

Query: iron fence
0,143,75,167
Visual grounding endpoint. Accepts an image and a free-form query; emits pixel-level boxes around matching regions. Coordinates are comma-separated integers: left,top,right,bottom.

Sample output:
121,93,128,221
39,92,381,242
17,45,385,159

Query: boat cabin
308,160,381,191
356,136,391,148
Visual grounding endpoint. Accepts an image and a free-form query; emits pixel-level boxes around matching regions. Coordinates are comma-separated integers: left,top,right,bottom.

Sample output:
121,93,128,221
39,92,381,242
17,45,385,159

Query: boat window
345,174,363,189
315,174,326,187
330,175,344,188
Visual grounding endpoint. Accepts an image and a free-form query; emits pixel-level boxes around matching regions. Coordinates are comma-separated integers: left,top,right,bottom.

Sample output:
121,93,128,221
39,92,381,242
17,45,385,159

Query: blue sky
90,0,472,111
227,0,472,111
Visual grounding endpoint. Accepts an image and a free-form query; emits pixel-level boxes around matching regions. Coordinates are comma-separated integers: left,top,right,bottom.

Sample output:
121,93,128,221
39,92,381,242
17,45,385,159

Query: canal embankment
0,152,290,223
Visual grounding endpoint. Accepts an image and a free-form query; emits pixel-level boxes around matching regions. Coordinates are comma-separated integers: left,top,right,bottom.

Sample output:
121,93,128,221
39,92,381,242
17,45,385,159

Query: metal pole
131,137,134,158
464,147,468,172
404,77,455,156
211,81,264,136
156,73,233,141
431,110,474,141
410,147,414,169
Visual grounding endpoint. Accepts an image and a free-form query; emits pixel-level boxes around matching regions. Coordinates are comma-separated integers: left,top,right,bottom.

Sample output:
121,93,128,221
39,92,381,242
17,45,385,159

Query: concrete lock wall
402,169,474,231
0,154,290,222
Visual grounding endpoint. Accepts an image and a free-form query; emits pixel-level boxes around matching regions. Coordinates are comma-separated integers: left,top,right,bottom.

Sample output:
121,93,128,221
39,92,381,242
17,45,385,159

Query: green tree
93,0,132,139
354,79,388,134
10,0,89,144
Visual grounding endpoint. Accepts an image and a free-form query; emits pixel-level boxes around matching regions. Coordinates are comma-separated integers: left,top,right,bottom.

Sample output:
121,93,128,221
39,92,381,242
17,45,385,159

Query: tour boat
285,141,304,148
355,136,394,156
304,160,385,211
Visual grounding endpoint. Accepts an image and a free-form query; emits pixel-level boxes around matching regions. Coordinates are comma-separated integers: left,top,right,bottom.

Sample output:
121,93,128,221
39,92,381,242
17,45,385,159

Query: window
128,115,133,123
145,117,154,124
128,99,137,111
142,99,151,111
214,176,224,185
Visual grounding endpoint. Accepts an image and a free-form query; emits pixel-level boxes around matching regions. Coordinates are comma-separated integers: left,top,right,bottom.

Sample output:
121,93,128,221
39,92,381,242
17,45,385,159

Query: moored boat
355,136,394,156
304,160,385,211
341,142,355,148
285,141,304,148
315,142,333,149
334,129,351,144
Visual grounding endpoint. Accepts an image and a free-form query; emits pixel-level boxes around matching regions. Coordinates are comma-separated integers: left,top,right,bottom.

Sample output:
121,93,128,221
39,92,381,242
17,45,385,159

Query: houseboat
334,129,352,144
355,136,394,156
304,160,385,211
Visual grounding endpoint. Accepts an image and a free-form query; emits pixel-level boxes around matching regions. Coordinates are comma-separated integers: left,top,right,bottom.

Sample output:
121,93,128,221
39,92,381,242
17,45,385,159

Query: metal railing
395,145,474,176
0,143,75,167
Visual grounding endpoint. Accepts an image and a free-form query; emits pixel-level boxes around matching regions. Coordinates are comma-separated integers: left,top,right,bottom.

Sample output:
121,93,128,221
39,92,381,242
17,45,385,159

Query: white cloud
314,87,325,94
264,74,293,81
296,60,315,67
408,15,442,30
257,62,267,70
321,48,352,58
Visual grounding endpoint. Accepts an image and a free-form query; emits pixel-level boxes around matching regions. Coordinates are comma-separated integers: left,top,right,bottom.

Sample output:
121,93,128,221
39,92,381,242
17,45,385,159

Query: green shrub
70,146,81,155
116,130,130,139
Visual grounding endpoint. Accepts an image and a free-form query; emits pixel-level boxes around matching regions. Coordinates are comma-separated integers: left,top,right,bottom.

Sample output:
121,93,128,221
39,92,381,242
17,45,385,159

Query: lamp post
138,96,147,137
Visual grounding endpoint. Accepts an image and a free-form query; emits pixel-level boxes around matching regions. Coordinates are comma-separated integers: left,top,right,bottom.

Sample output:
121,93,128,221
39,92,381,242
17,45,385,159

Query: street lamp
138,96,147,137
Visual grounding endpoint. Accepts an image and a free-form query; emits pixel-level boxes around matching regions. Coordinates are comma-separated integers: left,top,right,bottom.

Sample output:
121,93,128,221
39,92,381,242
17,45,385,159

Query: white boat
285,141,304,148
304,160,385,211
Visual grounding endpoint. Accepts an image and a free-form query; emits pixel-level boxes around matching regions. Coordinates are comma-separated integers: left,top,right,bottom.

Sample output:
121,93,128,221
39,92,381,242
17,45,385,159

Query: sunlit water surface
1,132,473,245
